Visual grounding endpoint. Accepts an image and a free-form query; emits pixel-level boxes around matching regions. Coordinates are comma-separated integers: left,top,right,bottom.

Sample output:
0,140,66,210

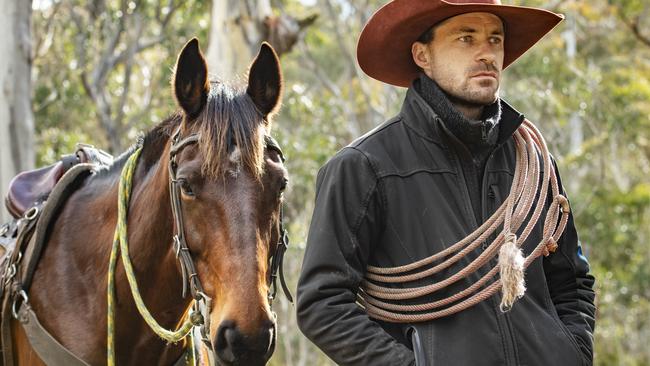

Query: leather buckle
3,252,22,286
23,206,39,221
12,289,29,319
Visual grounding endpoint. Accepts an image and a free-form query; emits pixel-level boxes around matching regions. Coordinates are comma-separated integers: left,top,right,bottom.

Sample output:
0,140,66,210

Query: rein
357,120,570,322
107,128,291,365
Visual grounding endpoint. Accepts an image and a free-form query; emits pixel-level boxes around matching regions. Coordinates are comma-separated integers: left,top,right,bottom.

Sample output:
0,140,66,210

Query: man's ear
247,42,283,117
172,38,209,118
412,42,432,71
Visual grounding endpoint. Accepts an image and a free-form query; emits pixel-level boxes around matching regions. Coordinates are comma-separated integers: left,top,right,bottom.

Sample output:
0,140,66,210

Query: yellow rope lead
107,147,194,366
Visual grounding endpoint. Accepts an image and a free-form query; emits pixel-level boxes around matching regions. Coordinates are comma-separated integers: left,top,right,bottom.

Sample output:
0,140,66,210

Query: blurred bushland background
0,0,648,365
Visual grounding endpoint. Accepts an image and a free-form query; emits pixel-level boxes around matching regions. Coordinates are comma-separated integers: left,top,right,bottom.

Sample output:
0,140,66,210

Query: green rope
107,147,195,366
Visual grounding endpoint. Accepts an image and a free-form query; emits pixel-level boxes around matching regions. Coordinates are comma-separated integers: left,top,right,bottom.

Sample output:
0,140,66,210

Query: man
296,1,596,365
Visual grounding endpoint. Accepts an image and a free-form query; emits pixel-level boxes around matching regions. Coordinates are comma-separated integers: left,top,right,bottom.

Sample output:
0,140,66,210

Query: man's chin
450,93,499,108
441,82,499,107
467,88,499,106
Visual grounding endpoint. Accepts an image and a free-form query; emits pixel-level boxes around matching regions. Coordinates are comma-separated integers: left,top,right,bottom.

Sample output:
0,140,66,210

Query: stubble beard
442,78,499,109
429,60,501,108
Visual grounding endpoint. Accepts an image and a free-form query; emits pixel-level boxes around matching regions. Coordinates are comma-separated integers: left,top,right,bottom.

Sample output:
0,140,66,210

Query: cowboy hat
357,0,564,87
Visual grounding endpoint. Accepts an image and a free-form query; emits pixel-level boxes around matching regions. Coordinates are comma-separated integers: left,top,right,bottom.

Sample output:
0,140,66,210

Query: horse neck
124,143,191,321
22,142,190,365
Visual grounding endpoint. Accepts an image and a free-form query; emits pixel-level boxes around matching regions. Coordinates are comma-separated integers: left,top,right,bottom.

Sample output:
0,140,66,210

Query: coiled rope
107,147,197,365
357,120,570,322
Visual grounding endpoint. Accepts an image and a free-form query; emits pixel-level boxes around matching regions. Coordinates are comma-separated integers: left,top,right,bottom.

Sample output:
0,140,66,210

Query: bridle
167,127,292,349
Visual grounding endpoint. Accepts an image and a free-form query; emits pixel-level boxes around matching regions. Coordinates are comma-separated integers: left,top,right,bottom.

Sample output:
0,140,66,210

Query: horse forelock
110,82,266,181
194,82,266,179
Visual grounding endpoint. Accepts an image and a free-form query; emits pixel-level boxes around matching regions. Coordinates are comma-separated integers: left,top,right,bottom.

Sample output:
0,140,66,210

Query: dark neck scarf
414,73,502,158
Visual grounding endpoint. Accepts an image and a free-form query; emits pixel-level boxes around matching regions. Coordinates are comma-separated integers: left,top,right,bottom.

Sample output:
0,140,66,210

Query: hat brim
357,0,564,87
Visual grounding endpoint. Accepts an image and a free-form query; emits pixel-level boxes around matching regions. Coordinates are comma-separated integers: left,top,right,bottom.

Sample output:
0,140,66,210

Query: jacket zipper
439,117,519,365
483,154,519,366
481,120,489,142
436,117,481,230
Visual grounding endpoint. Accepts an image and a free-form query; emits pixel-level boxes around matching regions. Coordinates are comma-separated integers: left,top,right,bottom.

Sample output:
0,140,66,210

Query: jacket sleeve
543,161,596,363
296,147,415,366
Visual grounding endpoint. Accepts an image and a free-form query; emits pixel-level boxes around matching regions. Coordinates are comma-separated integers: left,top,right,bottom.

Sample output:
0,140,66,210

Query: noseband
166,128,292,347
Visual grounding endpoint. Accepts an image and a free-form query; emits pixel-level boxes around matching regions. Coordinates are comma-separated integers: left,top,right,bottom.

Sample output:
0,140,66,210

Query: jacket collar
400,83,525,146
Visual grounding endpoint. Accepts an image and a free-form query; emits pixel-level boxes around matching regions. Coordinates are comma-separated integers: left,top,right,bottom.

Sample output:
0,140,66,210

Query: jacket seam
399,112,443,146
348,147,386,243
378,169,456,179
350,180,379,248
548,179,591,364
348,147,419,265
350,117,404,150
492,306,511,365
486,169,515,176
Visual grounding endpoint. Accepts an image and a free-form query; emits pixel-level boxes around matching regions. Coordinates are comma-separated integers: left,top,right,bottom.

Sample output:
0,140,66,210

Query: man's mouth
471,72,498,79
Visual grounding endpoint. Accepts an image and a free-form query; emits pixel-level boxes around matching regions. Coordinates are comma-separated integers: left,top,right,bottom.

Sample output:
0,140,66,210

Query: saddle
4,145,113,219
0,144,113,366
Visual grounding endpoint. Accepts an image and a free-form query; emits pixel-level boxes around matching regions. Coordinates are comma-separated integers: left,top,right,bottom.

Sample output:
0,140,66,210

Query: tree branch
620,12,650,48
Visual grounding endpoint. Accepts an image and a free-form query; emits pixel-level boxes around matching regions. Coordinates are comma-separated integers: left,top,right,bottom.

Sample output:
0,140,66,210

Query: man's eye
490,37,502,44
459,35,472,43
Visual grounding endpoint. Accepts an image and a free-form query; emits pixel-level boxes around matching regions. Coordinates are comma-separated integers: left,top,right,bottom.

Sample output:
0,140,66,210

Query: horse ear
247,42,283,117
173,38,209,117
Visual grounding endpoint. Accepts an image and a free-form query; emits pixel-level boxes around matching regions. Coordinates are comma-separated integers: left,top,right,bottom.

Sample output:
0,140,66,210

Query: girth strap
14,300,191,366
16,303,90,366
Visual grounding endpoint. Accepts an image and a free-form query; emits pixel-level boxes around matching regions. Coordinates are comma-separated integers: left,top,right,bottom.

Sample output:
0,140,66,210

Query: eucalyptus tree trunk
206,0,317,76
72,1,183,153
0,0,35,222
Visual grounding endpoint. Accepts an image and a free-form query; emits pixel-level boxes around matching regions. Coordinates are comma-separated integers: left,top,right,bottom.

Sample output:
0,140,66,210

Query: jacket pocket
408,326,428,366
552,314,589,366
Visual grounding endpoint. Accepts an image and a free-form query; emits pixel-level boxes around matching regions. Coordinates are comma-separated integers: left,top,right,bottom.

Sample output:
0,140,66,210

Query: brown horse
11,38,287,365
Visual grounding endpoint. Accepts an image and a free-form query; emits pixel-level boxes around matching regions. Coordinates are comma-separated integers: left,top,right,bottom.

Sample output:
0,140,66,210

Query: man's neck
445,92,485,120
450,102,484,120
413,73,502,153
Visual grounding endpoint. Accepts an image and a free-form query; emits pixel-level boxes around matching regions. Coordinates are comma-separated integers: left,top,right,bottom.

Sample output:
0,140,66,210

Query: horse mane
194,81,267,179
107,80,266,179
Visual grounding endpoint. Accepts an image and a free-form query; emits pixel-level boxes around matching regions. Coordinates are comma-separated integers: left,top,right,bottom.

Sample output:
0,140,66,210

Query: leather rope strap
107,146,196,365
168,130,214,351
357,120,570,322
265,135,293,304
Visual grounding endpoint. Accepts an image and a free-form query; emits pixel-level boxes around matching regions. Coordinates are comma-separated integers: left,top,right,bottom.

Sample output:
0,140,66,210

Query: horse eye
280,178,288,192
179,179,195,197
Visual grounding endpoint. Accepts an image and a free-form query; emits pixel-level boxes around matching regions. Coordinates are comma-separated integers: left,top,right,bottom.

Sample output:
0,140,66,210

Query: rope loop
542,237,559,257
554,194,570,214
357,120,570,323
503,232,517,248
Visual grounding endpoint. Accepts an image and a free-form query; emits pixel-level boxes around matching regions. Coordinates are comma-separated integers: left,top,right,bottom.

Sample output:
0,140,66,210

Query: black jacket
296,86,596,366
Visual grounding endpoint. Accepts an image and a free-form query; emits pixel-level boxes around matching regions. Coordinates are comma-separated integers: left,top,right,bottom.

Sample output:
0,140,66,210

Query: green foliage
32,0,211,161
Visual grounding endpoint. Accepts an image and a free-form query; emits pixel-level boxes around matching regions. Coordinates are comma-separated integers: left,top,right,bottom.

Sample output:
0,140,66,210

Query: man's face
412,12,505,107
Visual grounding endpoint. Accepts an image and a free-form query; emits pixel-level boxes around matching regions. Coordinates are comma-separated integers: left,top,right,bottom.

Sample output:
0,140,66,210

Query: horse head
170,38,287,365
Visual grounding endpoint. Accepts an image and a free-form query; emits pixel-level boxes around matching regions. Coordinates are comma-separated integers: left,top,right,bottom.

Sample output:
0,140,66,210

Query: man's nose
476,41,498,66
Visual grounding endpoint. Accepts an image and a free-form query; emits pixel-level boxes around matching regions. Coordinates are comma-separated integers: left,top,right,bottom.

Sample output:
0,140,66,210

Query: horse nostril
214,319,277,364
264,323,276,358
214,321,238,363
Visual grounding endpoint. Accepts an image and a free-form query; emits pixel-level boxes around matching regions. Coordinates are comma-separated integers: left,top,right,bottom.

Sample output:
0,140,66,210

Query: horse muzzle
213,318,276,366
